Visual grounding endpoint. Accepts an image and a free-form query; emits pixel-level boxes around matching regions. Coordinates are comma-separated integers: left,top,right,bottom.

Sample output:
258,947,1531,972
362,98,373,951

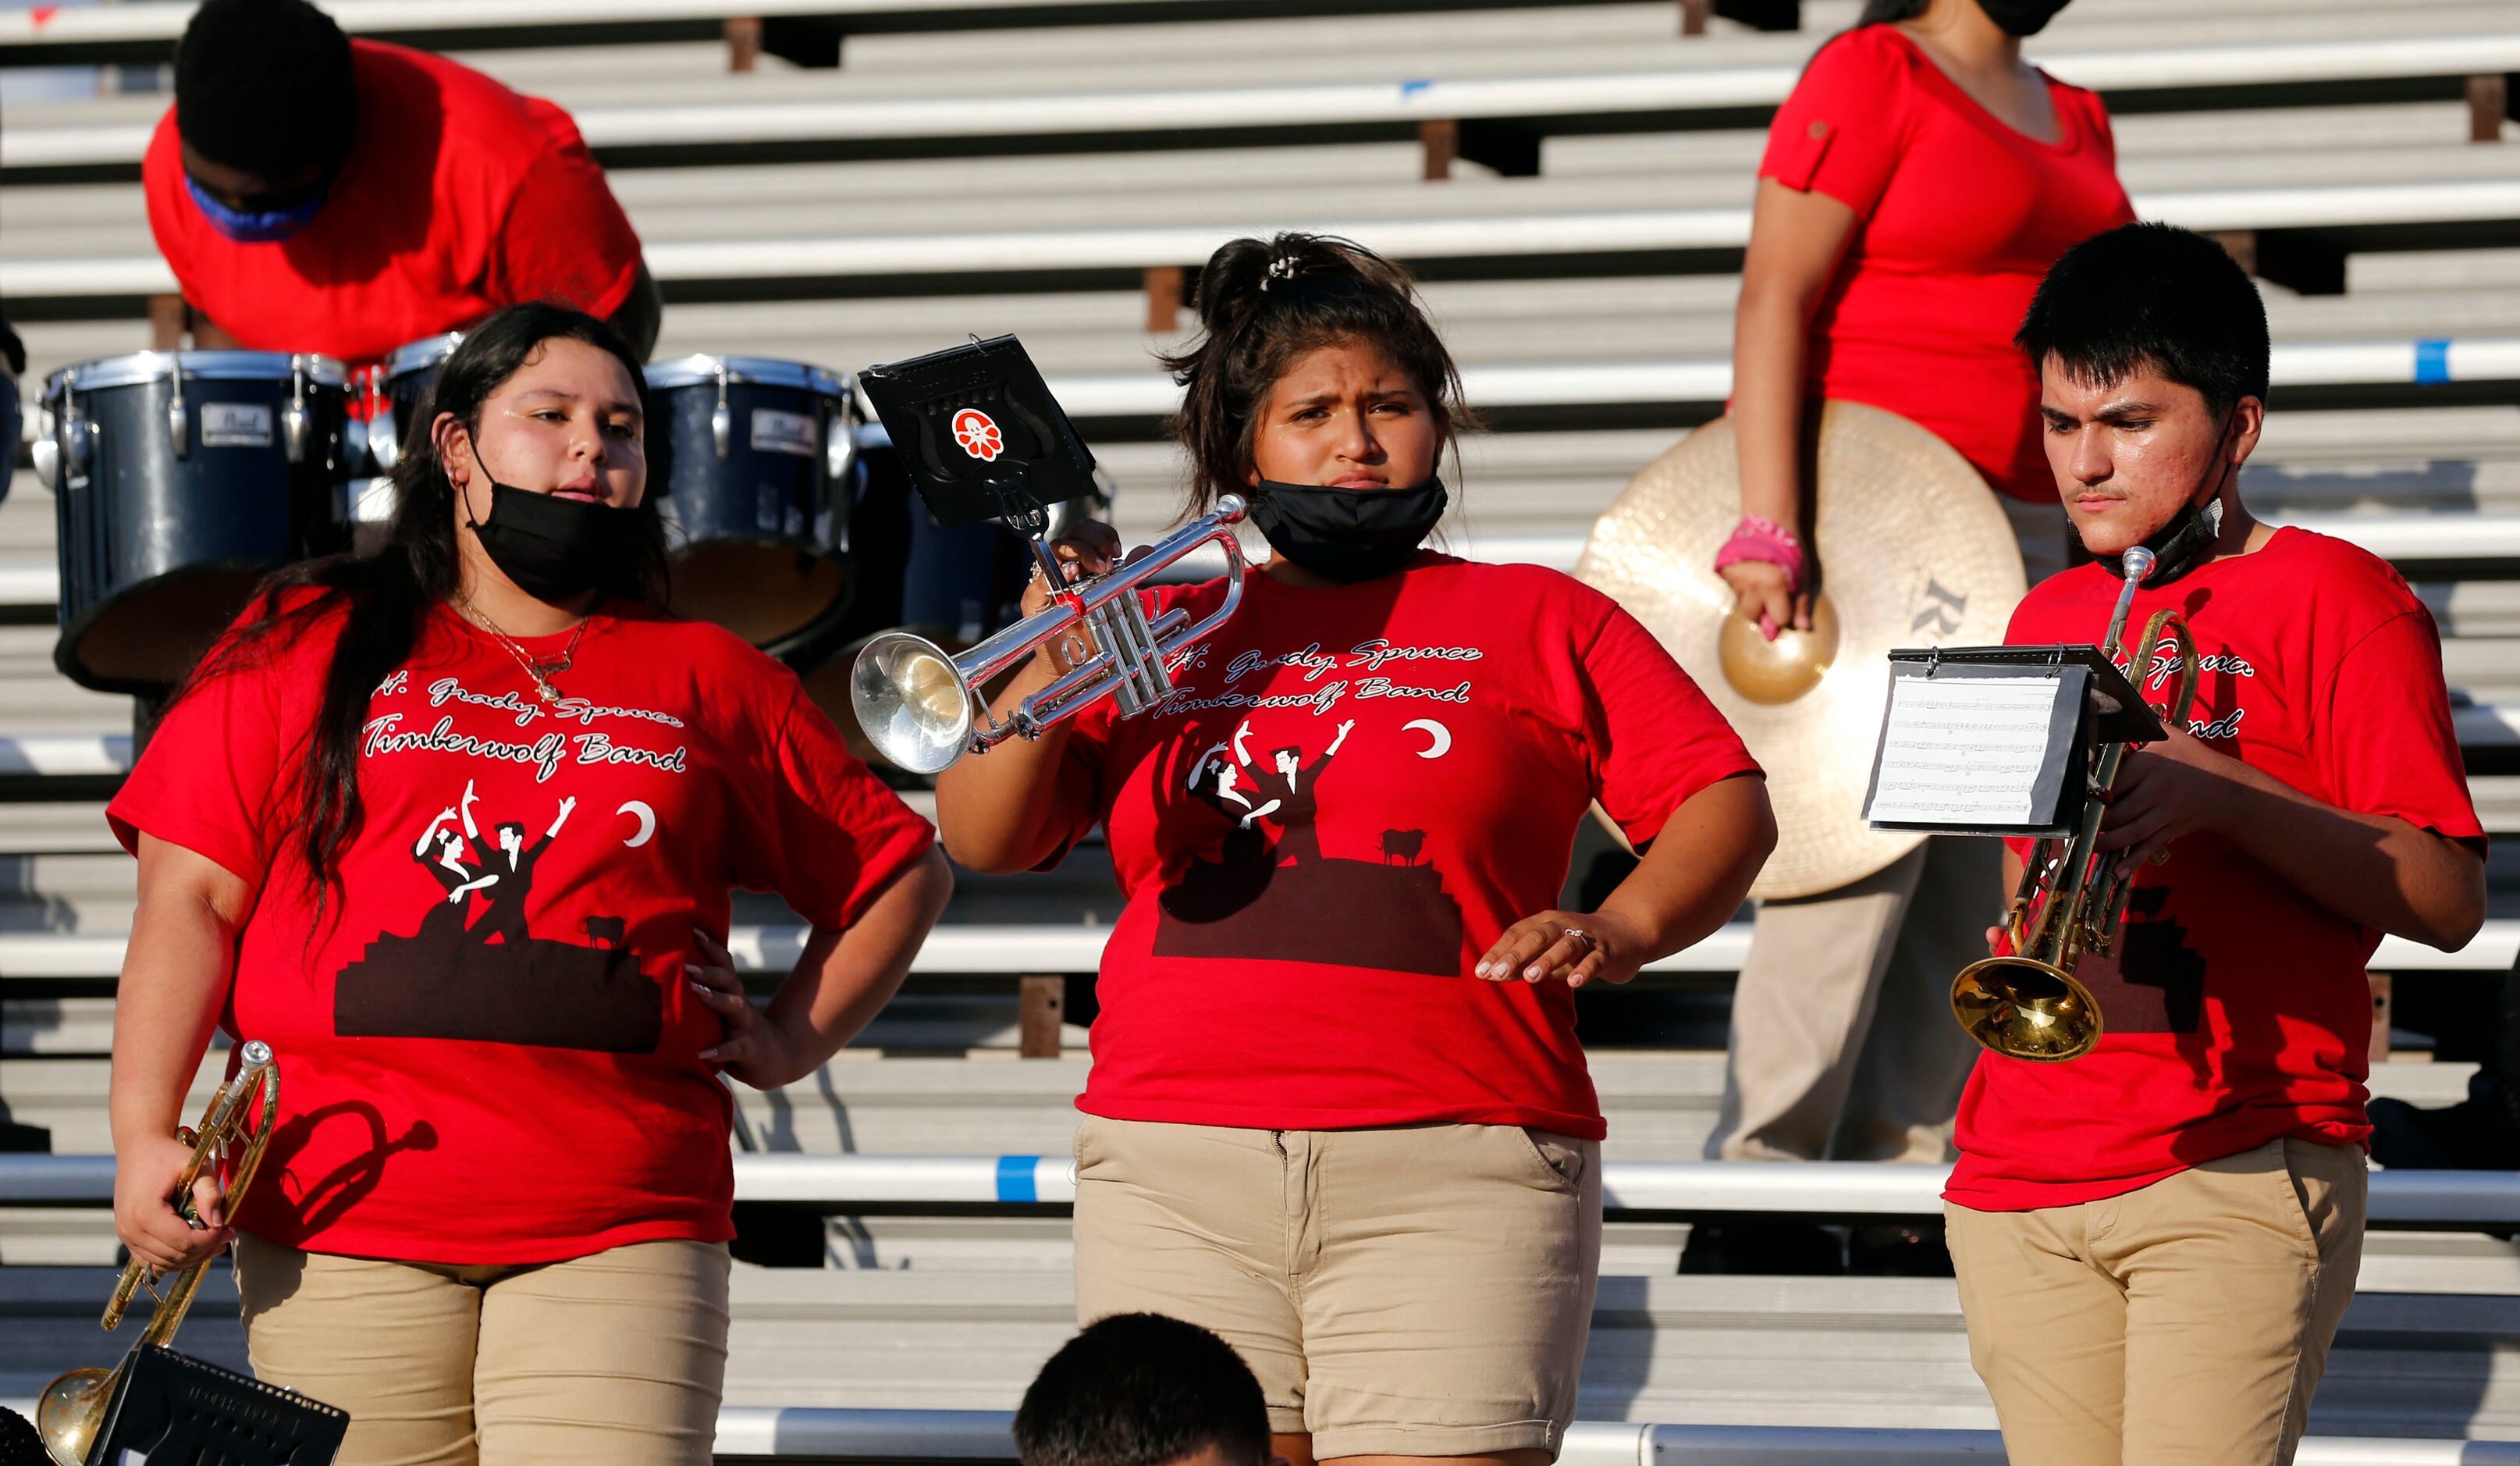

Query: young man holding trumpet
1944,223,2486,1465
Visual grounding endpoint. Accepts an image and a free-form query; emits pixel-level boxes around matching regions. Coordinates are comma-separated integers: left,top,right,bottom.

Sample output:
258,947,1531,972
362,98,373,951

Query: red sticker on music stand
952,408,1004,462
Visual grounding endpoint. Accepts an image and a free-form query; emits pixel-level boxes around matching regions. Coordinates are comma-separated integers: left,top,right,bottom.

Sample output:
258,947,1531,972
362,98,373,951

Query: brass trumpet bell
1952,954,2102,1062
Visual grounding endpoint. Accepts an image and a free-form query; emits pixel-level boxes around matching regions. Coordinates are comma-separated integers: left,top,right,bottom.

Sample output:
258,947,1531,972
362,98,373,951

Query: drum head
669,542,850,647
57,561,272,692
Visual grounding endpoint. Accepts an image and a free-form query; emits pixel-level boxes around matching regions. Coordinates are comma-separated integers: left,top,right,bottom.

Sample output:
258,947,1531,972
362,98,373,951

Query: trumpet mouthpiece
2121,545,2158,583
240,1041,272,1067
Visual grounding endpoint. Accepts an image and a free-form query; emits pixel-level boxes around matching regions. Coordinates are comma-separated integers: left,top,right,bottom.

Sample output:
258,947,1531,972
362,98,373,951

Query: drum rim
383,333,465,379
645,354,851,396
46,350,353,394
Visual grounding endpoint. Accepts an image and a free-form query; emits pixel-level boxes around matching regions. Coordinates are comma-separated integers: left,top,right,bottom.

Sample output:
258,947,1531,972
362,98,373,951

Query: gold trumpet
1950,548,2200,1062
39,1041,280,1466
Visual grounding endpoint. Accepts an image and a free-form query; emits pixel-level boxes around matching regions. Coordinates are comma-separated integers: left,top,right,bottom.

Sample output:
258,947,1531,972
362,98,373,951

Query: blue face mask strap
185,174,328,243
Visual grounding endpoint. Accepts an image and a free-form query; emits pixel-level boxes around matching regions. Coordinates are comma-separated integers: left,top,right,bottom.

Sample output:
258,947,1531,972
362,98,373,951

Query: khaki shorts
235,1233,731,1466
1946,1137,2365,1466
1072,1116,1601,1460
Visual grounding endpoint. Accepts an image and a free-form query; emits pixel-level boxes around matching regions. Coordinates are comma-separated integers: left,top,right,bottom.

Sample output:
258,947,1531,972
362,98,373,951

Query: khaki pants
1072,1116,1601,1461
1706,835,1995,1161
1946,1138,2366,1466
234,1233,732,1466
1704,494,2067,1164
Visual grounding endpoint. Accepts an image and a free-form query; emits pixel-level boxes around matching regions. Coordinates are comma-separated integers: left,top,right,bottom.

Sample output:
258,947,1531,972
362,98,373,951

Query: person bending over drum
105,303,951,1464
1697,0,2135,1271
937,233,1776,1466
145,0,661,364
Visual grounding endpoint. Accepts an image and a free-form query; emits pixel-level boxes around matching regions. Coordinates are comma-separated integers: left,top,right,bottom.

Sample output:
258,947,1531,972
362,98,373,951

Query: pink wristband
1714,514,1804,596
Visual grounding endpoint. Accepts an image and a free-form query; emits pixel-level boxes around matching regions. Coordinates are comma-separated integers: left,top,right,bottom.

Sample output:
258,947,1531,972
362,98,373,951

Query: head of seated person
2016,222,2272,565
1014,1315,1284,1466
173,0,357,228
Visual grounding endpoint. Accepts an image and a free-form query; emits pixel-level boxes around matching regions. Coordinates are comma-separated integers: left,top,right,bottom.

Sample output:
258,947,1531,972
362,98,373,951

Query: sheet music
1864,675,2068,827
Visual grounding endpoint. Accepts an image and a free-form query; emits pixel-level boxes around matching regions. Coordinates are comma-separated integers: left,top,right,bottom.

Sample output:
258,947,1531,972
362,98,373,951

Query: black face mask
2090,415,2235,589
462,481,643,603
1251,477,1448,585
1973,0,2068,35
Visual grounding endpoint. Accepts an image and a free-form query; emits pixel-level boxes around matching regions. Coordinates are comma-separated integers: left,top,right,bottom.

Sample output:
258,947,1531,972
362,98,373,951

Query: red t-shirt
142,41,644,366
1948,528,2483,1211
1761,26,2135,501
107,597,933,1265
1049,555,1761,1140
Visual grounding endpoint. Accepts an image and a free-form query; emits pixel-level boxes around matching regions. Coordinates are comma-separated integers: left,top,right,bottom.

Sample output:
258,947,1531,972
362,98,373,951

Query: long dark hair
185,301,668,920
1159,233,1469,518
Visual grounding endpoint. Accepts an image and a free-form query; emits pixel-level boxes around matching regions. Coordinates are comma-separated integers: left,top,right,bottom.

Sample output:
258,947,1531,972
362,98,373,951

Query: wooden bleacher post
1143,266,1185,334
1680,0,1711,36
148,294,186,350
2369,973,2394,1069
727,17,764,73
1420,119,1459,182
1018,976,1065,1058
1712,0,1800,30
2212,229,2345,297
2471,74,2513,144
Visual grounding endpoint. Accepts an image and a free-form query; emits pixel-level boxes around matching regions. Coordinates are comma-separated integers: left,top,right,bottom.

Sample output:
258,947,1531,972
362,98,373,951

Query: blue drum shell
648,373,850,648
48,359,350,692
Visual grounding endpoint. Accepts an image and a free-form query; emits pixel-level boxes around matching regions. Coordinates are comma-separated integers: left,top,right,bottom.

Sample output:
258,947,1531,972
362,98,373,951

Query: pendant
531,677,559,703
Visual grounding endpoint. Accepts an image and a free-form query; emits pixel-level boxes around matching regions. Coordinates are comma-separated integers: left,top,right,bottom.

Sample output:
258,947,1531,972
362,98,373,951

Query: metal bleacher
5,0,2520,1459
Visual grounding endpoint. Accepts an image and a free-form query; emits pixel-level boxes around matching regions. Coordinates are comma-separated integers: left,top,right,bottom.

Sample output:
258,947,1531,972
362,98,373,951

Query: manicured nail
688,980,709,995
699,1048,720,1061
1523,963,1544,980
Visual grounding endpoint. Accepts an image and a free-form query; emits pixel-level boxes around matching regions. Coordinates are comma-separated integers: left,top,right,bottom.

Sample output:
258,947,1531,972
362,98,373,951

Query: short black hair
175,0,357,183
2017,222,2271,419
1014,1315,1271,1466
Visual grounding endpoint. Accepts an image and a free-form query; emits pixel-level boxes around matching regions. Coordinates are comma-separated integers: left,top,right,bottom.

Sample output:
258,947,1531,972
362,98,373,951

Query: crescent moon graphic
1404,718,1452,759
617,800,657,848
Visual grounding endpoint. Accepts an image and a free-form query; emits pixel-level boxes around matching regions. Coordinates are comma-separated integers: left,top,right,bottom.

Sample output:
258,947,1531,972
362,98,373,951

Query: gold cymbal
1576,401,2028,900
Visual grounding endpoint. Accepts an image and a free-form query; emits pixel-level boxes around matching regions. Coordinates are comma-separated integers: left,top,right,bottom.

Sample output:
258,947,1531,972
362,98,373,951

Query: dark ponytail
1159,233,1469,518
182,301,667,924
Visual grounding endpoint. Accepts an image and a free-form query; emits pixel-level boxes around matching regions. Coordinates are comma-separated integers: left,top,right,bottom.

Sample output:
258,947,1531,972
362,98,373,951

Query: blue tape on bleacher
2415,339,2453,384
993,1155,1037,1204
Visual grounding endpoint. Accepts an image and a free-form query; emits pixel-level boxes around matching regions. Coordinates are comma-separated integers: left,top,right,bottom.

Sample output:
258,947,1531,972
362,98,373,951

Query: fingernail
684,963,702,976
1523,963,1544,980
699,1048,720,1061
689,980,709,995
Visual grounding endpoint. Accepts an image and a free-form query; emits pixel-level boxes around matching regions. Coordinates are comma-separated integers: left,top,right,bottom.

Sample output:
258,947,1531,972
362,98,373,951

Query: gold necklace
454,594,588,703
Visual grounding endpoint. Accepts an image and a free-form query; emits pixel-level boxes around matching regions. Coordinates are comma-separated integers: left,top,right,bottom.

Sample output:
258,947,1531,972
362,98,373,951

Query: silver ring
1562,927,1594,949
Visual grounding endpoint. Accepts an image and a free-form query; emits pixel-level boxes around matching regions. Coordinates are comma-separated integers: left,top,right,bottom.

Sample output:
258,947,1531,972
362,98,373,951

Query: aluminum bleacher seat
4,2,2520,1455
6,30,2515,178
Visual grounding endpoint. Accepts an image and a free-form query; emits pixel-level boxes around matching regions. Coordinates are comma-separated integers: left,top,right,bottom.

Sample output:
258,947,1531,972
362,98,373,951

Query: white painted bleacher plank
9,178,2517,301
13,34,2520,171
0,1400,2483,1464
1,918,2510,977
0,0,1279,51
9,1153,2520,1228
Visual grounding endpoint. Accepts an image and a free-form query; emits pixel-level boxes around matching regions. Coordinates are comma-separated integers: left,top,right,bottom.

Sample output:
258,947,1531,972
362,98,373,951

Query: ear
2226,395,2266,474
433,411,472,483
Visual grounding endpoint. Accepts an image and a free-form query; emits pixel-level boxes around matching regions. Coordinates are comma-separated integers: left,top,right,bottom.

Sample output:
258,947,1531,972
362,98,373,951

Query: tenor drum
645,354,856,647
36,350,353,692
364,332,463,474
339,331,464,535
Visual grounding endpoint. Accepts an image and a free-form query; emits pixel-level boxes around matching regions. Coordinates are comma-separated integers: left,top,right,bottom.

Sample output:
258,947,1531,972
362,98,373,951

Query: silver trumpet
850,495,1250,773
